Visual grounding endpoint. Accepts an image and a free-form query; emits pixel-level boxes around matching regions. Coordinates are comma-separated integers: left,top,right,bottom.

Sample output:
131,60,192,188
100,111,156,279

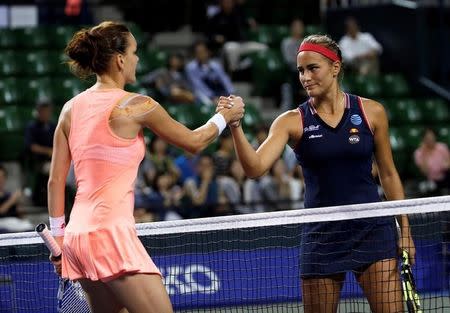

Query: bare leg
356,258,403,313
79,279,126,313
302,273,345,313
106,273,173,313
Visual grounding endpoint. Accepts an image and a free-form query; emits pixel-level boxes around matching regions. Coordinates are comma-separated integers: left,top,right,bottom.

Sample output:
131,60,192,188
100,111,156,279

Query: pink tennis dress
61,88,161,282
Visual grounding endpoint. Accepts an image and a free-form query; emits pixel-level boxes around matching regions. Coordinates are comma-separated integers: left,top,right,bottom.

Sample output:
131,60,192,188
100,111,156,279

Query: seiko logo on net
161,264,220,295
303,125,320,133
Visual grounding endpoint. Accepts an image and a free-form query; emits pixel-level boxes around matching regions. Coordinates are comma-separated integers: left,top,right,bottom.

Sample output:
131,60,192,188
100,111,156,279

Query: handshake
216,95,245,128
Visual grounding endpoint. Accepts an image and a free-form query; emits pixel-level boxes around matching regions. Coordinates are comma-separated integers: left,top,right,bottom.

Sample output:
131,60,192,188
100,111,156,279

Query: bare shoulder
273,109,302,127
113,93,161,119
271,109,303,142
359,97,389,131
359,97,386,117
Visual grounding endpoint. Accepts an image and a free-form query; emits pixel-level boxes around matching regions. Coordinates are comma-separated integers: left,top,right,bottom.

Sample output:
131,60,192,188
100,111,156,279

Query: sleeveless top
294,93,380,208
61,88,160,281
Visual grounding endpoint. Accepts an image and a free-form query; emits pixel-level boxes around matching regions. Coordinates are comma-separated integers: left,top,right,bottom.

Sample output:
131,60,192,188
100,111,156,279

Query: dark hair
65,21,130,78
0,164,7,177
36,100,52,109
191,39,209,55
423,127,437,137
166,52,185,68
300,34,344,80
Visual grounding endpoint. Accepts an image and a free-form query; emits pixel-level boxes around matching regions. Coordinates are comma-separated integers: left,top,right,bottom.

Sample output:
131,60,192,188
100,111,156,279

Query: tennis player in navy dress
216,34,416,313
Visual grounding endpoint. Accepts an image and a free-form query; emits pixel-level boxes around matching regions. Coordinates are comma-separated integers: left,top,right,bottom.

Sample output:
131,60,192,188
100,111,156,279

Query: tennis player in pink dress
47,21,244,313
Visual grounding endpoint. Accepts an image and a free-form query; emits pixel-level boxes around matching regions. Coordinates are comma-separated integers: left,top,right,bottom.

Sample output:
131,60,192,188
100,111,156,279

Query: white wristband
207,113,227,135
49,215,66,237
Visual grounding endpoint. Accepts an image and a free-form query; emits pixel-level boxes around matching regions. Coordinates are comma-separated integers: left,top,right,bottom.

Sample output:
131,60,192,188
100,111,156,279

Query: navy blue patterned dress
294,93,397,277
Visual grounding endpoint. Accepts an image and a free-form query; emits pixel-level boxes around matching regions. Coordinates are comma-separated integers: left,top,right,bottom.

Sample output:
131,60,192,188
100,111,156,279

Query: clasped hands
216,95,245,128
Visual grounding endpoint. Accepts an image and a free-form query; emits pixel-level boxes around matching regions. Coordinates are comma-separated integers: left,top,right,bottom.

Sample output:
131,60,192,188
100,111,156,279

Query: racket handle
35,223,62,258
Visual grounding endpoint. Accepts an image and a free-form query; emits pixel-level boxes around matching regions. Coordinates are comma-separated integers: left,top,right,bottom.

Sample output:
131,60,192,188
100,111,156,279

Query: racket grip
35,223,62,258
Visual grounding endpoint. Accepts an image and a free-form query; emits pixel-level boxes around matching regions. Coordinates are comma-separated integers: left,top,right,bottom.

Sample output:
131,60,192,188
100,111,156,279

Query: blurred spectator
281,18,305,73
414,128,450,195
183,154,223,217
229,159,265,214
142,53,196,104
213,130,234,177
147,136,180,183
142,173,184,222
24,101,56,207
281,18,308,110
338,17,382,76
213,130,238,211
0,165,32,233
134,137,180,221
251,125,269,149
186,41,235,106
175,150,199,184
205,0,267,72
260,159,296,210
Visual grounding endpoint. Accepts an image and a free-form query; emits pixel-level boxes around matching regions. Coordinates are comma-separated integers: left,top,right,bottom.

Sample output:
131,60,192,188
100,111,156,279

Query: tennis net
1,195,450,312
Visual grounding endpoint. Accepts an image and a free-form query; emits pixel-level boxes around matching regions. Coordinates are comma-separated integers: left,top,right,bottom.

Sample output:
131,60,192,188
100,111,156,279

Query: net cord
1,195,449,247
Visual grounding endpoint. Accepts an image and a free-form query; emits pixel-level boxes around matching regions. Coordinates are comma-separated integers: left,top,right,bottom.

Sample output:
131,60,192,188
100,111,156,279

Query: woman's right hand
50,236,64,276
50,254,62,276
216,95,244,127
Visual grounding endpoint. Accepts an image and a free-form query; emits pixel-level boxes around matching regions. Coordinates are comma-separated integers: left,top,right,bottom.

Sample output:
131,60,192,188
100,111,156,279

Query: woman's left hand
398,229,416,266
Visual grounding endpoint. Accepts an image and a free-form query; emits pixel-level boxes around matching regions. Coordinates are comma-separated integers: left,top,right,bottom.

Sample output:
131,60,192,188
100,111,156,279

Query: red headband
298,43,340,62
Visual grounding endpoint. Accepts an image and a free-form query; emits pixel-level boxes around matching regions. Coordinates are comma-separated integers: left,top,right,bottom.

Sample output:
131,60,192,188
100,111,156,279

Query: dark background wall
325,4,450,89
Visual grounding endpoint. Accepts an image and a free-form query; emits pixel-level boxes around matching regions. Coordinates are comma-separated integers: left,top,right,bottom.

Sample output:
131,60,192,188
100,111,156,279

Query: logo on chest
304,125,320,133
348,134,360,144
350,114,362,126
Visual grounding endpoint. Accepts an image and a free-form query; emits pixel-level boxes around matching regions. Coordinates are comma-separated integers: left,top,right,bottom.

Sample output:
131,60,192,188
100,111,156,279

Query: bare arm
30,144,53,158
135,97,244,155
230,110,301,178
0,190,21,214
47,102,72,236
365,98,415,262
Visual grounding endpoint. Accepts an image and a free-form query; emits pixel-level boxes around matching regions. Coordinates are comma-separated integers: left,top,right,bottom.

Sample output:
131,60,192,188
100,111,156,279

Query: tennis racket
400,249,422,313
35,223,91,313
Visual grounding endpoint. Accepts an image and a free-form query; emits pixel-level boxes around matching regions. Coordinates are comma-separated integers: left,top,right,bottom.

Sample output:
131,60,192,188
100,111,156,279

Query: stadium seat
48,25,77,49
0,78,22,106
381,73,410,98
165,104,206,129
136,50,168,76
15,27,49,49
305,24,325,36
25,78,54,106
385,99,423,125
0,107,22,132
127,22,146,47
250,49,286,97
248,26,273,46
400,126,425,151
438,127,450,146
48,51,71,76
389,127,407,175
341,74,357,94
353,75,382,98
52,78,91,104
248,25,289,48
242,102,263,130
0,51,23,76
420,98,450,124
0,29,17,49
0,132,24,161
23,51,55,76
